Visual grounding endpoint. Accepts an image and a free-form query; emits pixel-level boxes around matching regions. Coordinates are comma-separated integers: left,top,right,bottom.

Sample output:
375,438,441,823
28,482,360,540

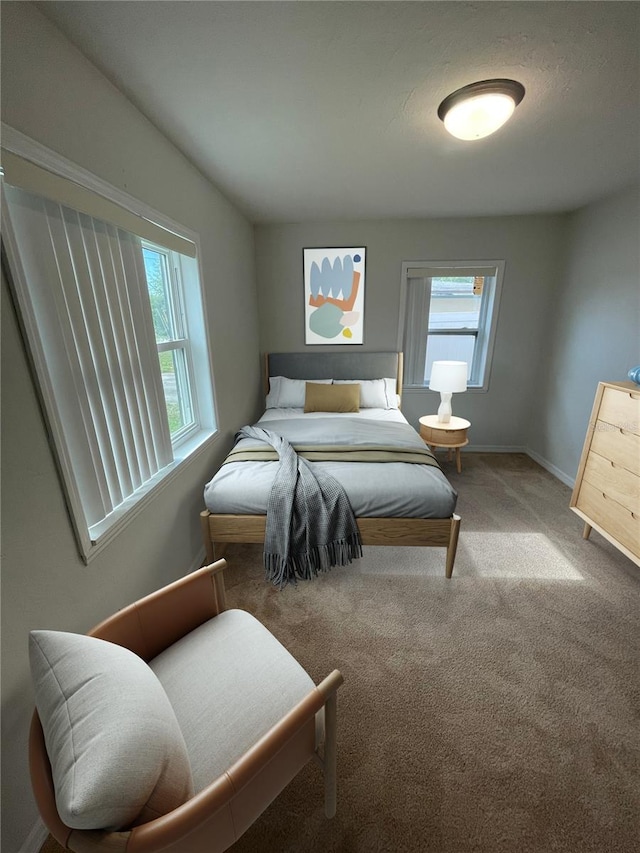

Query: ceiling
38,1,639,224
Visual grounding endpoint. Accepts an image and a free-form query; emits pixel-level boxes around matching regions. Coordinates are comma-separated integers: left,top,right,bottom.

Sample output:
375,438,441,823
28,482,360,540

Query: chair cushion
149,609,317,792
29,630,194,831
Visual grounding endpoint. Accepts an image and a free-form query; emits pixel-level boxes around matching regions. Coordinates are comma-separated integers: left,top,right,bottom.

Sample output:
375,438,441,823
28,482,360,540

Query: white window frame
397,260,504,392
141,240,199,446
1,125,219,563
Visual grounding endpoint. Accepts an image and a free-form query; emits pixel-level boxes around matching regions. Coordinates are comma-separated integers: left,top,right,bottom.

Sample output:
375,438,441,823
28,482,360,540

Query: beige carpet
41,454,640,852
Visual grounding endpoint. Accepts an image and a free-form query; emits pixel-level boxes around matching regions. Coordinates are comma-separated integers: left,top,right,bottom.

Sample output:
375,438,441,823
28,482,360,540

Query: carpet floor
41,453,640,853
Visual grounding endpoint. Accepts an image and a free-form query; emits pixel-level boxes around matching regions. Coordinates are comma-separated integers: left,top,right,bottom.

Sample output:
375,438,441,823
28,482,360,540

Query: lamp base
437,392,452,423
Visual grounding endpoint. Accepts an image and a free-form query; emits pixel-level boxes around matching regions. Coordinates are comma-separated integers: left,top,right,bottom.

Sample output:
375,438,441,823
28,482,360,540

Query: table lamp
429,361,468,423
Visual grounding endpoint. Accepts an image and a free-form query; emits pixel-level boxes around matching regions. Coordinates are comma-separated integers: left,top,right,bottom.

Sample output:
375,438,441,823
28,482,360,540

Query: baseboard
19,818,48,853
525,447,575,488
458,444,576,488
465,445,527,453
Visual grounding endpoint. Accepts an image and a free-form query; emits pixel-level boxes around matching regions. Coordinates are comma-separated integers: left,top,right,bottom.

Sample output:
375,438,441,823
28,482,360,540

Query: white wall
255,215,568,447
527,183,640,483
1,5,261,850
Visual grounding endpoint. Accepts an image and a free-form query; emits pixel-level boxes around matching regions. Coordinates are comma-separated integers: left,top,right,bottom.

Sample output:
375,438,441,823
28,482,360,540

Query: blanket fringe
264,534,363,588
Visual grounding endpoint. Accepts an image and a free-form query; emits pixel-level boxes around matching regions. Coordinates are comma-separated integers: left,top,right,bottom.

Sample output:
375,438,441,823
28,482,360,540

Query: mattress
204,409,458,519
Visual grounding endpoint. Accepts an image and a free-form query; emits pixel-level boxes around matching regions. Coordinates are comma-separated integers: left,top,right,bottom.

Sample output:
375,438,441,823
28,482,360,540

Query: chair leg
324,690,338,818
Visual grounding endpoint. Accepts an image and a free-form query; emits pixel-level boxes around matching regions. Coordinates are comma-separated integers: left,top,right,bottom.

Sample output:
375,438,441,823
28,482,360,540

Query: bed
200,352,461,578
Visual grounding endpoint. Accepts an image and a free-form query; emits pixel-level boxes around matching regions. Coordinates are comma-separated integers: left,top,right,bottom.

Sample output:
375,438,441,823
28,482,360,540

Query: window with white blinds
2,145,217,561
399,261,504,390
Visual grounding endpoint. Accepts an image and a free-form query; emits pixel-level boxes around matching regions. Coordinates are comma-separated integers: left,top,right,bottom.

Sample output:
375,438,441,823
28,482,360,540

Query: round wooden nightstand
419,415,471,473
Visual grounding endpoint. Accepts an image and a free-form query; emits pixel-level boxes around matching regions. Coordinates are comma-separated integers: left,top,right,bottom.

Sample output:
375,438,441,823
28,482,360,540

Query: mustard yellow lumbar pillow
304,382,360,413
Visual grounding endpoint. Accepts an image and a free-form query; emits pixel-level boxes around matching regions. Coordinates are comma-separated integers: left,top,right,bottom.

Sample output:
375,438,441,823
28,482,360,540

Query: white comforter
204,408,457,518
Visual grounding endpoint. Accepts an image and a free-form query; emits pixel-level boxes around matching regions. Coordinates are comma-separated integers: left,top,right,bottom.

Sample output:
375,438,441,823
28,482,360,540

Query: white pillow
334,378,399,409
29,630,194,831
266,376,331,408
265,376,284,409
383,377,400,409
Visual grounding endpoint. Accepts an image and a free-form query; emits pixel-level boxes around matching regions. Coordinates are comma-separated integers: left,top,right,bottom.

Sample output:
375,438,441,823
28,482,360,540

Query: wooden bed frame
200,352,461,578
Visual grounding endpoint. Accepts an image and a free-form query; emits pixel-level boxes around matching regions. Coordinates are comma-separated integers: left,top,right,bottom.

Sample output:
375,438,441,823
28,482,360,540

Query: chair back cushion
29,630,194,831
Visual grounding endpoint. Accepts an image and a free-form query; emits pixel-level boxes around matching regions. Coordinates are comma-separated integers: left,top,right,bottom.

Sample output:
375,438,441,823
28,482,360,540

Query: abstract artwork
303,247,366,344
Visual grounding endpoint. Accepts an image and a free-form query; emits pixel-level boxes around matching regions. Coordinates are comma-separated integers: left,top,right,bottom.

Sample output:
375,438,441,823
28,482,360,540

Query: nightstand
419,415,470,473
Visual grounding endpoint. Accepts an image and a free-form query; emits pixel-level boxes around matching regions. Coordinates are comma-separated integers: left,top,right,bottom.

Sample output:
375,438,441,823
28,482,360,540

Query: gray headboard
265,351,403,397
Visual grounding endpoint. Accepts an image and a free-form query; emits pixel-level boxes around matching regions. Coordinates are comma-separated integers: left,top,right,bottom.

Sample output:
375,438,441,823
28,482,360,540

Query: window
399,261,504,389
1,140,217,561
142,244,196,440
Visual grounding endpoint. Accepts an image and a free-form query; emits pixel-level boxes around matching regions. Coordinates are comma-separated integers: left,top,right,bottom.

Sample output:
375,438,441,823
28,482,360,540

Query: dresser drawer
598,386,640,435
582,451,640,516
575,480,640,559
590,421,640,477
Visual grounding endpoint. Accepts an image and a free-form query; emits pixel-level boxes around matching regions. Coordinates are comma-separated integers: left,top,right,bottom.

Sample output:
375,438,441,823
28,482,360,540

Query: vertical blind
402,275,432,386
3,184,173,536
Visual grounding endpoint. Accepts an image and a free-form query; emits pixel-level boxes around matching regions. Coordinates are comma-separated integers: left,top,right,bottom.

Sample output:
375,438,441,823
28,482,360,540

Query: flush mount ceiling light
438,79,525,141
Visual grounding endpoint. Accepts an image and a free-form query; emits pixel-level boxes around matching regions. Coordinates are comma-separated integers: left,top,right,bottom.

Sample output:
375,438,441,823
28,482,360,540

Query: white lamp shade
429,361,468,393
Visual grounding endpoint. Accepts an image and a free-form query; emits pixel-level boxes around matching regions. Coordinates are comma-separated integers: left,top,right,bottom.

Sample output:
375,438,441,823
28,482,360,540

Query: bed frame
200,351,461,578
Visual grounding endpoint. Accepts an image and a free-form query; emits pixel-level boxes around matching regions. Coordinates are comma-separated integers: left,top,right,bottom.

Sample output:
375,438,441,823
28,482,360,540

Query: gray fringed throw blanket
236,425,362,587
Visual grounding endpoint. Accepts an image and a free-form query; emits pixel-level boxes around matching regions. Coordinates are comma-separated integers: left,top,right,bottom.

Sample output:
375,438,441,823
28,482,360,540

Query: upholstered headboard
265,352,404,400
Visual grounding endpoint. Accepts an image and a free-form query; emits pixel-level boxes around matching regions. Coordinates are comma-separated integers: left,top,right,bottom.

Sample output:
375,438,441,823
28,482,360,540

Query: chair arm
315,669,344,701
89,559,228,660
227,672,342,792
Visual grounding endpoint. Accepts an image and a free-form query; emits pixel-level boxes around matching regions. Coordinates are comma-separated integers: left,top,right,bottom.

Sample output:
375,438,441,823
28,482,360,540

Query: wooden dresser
570,381,640,566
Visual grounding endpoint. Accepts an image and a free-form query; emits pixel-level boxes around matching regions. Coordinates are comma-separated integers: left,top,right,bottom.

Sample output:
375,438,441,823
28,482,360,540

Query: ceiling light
438,79,525,141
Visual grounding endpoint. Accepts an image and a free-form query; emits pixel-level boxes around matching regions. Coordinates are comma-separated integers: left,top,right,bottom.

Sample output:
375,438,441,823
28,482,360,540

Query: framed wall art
303,246,366,345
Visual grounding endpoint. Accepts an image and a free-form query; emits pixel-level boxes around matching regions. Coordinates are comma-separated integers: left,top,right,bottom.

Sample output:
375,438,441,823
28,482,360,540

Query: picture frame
303,246,366,345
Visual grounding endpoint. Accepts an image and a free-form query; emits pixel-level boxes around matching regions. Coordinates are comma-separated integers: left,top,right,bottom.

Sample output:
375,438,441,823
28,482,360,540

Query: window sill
403,385,489,394
85,427,218,563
